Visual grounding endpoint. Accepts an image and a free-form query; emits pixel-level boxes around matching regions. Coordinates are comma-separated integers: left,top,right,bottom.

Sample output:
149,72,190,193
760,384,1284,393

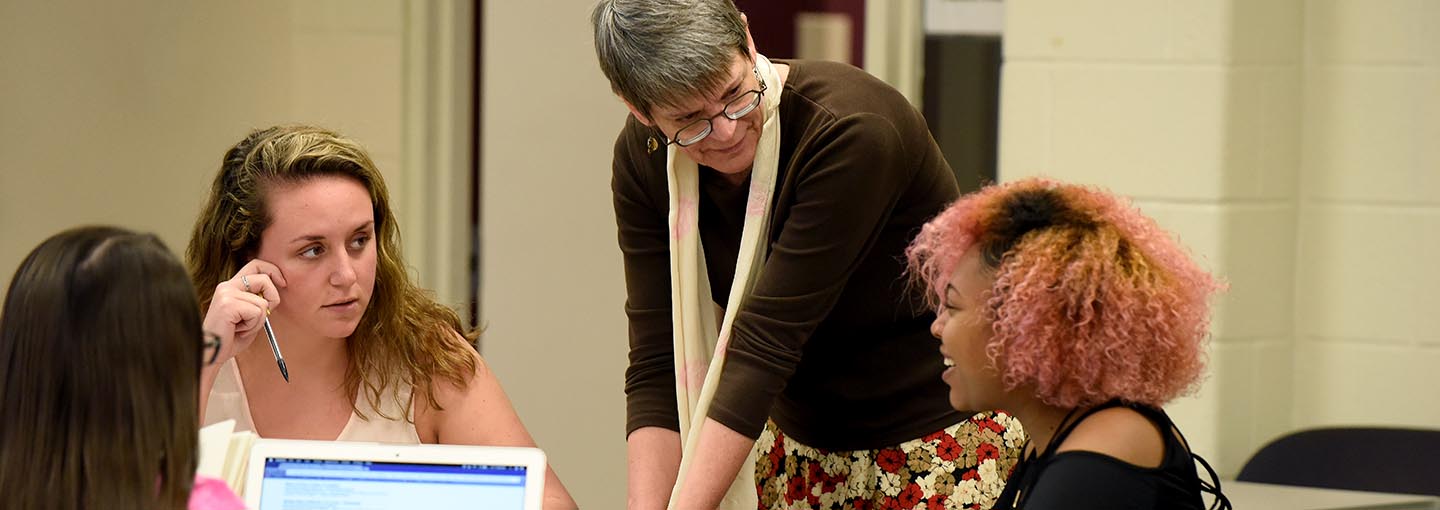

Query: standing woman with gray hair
592,1,1021,509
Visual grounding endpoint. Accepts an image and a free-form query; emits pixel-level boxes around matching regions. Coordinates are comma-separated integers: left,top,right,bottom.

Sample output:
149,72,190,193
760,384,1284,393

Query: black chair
1236,427,1440,497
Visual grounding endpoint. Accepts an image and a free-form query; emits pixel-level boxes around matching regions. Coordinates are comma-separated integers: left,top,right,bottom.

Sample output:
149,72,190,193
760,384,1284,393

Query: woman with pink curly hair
907,177,1230,509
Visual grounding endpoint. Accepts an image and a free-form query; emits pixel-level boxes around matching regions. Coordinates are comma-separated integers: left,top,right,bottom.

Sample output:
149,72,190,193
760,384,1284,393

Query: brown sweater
611,59,965,450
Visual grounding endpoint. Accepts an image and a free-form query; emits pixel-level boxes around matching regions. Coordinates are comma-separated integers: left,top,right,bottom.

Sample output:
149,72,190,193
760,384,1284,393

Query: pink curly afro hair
906,177,1222,409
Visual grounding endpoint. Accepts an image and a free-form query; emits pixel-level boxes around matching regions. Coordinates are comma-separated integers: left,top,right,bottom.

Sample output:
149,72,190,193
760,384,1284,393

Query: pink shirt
190,475,246,510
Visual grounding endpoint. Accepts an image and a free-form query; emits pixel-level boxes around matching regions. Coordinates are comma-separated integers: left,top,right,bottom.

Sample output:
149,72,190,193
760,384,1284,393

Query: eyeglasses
202,332,222,366
661,66,767,148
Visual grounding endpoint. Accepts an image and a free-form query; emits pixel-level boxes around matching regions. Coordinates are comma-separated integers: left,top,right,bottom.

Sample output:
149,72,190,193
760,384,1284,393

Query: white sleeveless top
204,359,421,443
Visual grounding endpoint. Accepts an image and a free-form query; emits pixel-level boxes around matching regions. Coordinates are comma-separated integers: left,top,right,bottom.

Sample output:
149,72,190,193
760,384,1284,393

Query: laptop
243,439,547,510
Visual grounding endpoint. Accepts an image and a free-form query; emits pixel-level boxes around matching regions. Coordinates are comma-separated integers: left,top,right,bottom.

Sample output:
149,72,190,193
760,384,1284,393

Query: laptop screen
256,457,529,510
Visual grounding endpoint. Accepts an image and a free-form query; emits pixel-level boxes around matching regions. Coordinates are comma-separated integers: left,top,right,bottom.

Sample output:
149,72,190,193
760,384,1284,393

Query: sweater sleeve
707,111,919,438
611,119,681,437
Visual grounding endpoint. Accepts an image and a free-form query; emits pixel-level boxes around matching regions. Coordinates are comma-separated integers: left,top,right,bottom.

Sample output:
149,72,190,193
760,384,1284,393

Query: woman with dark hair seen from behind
908,177,1231,509
0,226,245,510
188,124,575,509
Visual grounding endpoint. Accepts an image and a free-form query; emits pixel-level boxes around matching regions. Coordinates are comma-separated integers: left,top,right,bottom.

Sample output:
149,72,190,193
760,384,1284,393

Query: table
1209,481,1439,510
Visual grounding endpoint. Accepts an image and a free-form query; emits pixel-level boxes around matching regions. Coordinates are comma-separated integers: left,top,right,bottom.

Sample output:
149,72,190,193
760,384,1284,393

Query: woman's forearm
197,363,223,424
542,465,578,510
671,419,753,510
627,426,683,510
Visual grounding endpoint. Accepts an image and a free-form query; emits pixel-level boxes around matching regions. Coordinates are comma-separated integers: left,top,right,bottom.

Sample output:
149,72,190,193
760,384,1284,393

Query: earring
646,136,660,154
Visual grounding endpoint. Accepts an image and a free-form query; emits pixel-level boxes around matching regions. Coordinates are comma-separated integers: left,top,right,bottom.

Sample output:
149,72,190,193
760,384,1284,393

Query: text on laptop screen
258,457,528,510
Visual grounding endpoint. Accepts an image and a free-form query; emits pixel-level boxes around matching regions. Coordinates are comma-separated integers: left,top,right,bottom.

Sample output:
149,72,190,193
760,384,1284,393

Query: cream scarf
665,54,782,510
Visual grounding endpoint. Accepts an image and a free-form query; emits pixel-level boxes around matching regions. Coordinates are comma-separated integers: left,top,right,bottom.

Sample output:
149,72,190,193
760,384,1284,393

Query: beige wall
0,0,414,295
479,1,631,507
1000,0,1439,475
1293,0,1440,429
1,0,293,294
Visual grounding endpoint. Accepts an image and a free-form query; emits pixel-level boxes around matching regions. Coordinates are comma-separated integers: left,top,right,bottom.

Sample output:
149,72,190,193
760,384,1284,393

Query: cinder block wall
999,0,1439,474
1292,0,1440,431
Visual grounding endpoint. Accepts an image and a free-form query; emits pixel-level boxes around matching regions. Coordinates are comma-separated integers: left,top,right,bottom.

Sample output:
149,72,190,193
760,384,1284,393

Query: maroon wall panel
734,0,864,67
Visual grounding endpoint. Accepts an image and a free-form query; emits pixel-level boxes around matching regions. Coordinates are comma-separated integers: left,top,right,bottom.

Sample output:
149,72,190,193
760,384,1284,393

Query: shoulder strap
1034,401,1233,510
1166,416,1232,510
1042,399,1129,455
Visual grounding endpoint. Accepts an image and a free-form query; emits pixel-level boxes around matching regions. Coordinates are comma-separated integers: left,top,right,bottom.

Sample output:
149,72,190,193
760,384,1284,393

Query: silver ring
241,275,252,292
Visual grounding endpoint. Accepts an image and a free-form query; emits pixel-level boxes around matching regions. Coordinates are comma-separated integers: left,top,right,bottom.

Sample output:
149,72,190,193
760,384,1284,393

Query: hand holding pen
261,309,289,382
200,259,288,381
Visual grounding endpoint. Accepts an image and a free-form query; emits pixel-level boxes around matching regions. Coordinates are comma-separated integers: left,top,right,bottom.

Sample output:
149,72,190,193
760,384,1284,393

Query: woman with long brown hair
189,125,575,509
0,226,244,510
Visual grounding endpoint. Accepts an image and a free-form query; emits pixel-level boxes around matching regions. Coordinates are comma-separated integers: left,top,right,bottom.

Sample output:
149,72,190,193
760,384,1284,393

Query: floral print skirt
755,412,1024,510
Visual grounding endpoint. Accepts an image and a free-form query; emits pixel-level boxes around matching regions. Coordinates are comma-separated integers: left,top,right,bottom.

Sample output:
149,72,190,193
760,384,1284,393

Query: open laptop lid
244,438,546,510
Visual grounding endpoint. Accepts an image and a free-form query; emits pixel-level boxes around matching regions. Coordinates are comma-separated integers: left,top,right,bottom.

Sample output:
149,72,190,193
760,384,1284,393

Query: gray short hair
591,0,749,119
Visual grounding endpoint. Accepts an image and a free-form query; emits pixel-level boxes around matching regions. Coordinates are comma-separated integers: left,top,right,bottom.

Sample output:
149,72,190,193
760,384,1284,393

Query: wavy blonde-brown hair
186,125,477,420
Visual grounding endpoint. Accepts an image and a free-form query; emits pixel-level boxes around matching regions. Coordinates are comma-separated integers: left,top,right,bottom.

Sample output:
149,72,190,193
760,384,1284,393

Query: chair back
1236,427,1440,497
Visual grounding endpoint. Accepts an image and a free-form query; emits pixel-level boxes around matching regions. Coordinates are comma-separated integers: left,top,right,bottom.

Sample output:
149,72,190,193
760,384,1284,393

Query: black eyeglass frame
659,65,768,148
202,332,222,366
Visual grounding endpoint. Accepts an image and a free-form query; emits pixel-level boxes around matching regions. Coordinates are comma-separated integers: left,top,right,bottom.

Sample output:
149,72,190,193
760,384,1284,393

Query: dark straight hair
0,226,202,510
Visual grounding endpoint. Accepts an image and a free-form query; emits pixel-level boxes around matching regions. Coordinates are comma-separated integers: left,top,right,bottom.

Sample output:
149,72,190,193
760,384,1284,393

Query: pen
262,311,289,382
